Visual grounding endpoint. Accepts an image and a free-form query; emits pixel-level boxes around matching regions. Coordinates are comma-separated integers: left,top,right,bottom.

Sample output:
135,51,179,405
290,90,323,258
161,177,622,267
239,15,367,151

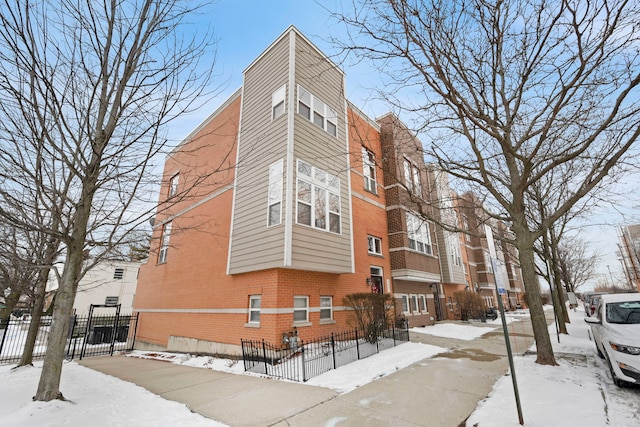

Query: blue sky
170,0,387,142
171,0,637,290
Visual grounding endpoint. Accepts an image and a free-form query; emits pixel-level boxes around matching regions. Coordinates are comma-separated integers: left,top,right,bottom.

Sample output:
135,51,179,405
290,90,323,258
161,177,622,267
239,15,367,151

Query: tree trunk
0,288,22,326
35,192,95,401
18,266,52,366
513,225,557,365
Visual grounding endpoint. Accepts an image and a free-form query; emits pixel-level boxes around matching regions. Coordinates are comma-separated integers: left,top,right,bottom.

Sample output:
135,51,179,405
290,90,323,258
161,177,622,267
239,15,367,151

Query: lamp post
607,265,615,288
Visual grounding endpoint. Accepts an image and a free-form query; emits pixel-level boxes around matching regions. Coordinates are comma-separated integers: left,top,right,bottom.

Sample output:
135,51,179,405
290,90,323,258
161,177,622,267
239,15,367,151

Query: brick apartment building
134,26,523,355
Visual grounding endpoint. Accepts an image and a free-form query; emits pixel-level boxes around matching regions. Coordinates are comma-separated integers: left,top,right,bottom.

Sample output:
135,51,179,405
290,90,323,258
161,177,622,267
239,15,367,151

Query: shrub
342,293,394,343
453,290,487,321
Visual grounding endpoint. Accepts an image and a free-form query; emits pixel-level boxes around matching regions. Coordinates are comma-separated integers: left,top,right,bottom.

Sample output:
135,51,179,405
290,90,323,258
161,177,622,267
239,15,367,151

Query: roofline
347,100,380,131
243,25,345,77
167,88,242,159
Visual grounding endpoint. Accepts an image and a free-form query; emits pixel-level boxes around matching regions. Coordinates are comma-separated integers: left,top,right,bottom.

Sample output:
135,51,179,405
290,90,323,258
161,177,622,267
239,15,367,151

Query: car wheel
595,345,605,359
606,358,625,387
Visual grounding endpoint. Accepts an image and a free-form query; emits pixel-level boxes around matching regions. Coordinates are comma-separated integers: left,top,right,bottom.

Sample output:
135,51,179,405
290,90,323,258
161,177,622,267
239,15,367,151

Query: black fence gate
0,312,139,365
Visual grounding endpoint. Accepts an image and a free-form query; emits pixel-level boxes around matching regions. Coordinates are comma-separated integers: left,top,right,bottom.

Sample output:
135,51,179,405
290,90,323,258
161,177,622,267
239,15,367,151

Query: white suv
585,293,640,386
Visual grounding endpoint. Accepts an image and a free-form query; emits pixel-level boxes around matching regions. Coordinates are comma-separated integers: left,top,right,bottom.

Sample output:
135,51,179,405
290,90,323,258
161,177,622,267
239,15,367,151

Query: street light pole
607,265,615,288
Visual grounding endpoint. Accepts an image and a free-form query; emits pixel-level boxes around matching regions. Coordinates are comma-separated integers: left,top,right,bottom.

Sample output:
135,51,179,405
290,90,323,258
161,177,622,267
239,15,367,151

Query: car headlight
609,342,640,355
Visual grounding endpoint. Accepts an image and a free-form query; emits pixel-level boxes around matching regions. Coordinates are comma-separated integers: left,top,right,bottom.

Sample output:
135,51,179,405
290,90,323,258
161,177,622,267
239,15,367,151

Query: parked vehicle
583,292,607,317
585,293,640,386
485,307,499,321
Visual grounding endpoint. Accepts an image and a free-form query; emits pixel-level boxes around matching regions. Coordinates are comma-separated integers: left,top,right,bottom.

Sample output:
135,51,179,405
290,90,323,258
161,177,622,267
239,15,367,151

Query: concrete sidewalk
78,313,550,426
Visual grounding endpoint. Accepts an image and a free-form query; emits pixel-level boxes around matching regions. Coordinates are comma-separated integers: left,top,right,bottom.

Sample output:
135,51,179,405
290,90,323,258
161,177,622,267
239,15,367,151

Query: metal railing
0,313,138,365
241,325,409,382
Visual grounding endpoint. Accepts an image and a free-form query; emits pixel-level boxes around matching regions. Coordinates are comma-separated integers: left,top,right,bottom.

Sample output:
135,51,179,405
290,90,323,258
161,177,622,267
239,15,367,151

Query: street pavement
78,311,554,427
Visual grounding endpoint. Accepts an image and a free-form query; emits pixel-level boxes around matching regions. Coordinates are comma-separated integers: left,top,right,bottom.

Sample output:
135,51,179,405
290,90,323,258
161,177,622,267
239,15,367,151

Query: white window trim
272,84,286,120
319,296,333,322
367,235,382,255
158,222,172,264
296,159,341,234
419,295,428,313
403,158,422,196
362,146,377,194
406,212,432,255
449,235,462,267
400,294,410,314
247,295,261,325
412,165,421,196
410,294,419,314
293,295,309,324
267,159,283,226
297,84,337,137
168,173,179,197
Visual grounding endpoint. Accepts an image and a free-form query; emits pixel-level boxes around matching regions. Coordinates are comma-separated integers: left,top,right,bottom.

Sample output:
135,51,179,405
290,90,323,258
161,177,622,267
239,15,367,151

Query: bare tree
0,0,218,401
557,236,599,293
334,0,640,365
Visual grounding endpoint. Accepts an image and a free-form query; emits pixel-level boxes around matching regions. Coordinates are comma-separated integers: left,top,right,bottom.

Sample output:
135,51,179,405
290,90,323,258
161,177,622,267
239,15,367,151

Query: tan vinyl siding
229,36,290,274
290,34,351,273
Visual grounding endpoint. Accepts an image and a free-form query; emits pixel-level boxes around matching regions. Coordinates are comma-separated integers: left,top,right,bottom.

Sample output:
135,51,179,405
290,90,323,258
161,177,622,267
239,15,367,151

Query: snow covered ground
0,306,638,426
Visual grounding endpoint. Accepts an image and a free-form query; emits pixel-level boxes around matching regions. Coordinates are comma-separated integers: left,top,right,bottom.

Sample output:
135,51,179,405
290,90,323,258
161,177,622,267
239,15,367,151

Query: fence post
262,340,268,376
0,321,9,359
130,313,139,351
66,315,77,359
301,344,306,382
355,328,360,360
331,333,336,369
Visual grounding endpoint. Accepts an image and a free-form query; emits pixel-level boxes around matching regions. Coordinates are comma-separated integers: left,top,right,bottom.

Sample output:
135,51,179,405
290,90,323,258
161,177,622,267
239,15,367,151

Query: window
403,158,422,196
320,296,333,320
105,296,119,306
406,212,432,255
412,165,422,195
293,296,309,322
298,86,311,119
267,159,283,226
449,235,462,266
419,295,428,312
168,173,179,197
113,268,124,280
404,159,412,189
367,236,382,255
326,108,338,137
249,295,261,323
272,85,286,120
296,159,341,234
297,85,337,137
485,252,494,273
411,295,419,313
484,296,494,308
462,215,471,242
401,295,410,313
362,147,377,194
158,222,172,264
313,99,325,128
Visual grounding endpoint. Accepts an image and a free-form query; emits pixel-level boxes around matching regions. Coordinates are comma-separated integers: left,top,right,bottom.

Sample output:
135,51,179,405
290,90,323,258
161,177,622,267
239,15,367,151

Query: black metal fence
241,325,409,382
0,313,138,365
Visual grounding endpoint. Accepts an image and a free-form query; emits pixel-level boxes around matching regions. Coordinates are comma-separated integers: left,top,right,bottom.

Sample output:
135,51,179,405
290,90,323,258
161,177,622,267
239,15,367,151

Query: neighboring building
73,261,141,315
378,114,443,326
618,225,640,292
46,260,141,315
428,167,468,320
457,193,525,310
134,26,524,356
